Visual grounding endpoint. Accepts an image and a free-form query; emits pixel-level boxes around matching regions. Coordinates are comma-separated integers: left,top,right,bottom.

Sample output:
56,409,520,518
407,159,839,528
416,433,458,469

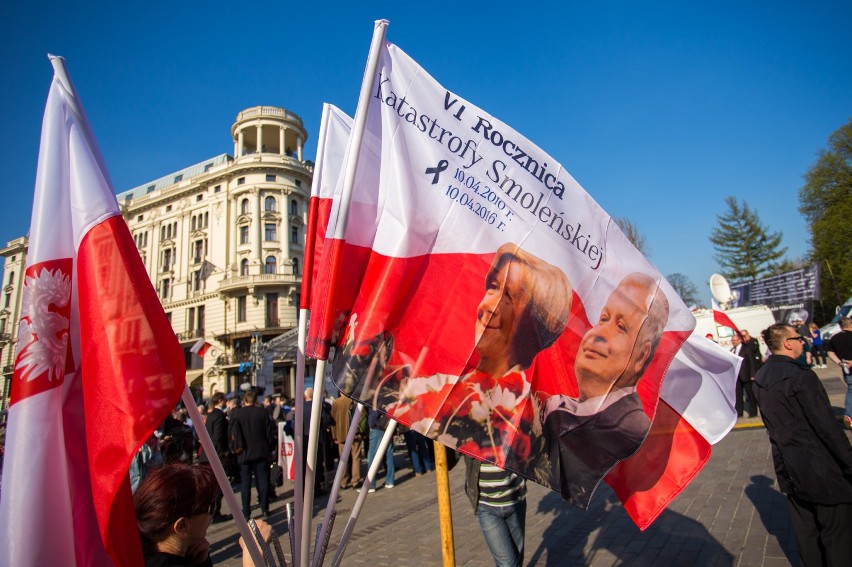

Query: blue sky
1,1,850,300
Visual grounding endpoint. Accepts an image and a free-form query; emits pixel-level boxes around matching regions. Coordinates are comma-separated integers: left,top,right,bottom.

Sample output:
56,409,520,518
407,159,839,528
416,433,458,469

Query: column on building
229,197,237,276
279,126,286,157
297,136,303,162
237,129,244,157
252,189,261,266
256,123,263,154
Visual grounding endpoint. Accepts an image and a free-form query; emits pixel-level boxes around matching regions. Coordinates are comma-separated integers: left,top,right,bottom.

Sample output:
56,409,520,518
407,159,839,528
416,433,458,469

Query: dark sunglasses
785,336,805,343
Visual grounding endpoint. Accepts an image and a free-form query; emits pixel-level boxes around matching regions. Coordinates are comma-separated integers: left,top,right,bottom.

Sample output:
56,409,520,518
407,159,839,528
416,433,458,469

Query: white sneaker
385,484,394,489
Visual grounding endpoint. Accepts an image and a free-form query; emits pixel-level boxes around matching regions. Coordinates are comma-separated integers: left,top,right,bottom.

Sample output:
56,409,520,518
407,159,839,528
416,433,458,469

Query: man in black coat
229,389,276,519
542,273,669,508
731,333,758,418
199,391,230,521
754,324,852,567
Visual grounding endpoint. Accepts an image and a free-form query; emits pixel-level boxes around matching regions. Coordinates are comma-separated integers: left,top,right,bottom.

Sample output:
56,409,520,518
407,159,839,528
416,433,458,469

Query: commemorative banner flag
0,56,186,566
308,23,738,527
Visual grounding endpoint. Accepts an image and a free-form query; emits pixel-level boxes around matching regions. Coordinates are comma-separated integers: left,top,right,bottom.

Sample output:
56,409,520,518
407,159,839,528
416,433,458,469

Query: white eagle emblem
15,264,73,384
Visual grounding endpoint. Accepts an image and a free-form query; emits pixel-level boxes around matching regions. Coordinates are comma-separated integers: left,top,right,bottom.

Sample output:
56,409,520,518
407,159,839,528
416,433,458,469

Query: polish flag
307,27,738,528
191,338,212,357
712,298,741,335
300,103,353,312
0,56,185,566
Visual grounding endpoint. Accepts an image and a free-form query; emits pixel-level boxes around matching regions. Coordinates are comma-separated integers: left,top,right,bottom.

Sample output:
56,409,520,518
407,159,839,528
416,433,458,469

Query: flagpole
329,420,397,567
300,357,328,567
293,102,333,566
433,442,456,567
180,387,268,567
311,402,364,567
300,18,389,567
293,306,308,563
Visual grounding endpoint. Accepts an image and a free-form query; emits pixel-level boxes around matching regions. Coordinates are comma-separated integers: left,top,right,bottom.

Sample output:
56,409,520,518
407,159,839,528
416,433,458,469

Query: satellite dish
709,273,735,309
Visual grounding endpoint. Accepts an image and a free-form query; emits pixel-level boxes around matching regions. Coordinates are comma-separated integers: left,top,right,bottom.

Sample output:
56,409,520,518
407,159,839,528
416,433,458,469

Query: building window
295,179,302,187
165,205,172,212
240,258,249,276
165,312,172,324
265,196,277,212
192,239,206,263
264,256,277,275
147,185,155,193
292,258,299,276
192,269,202,292
174,174,183,183
161,249,173,272
241,198,250,215
196,194,203,202
214,185,221,193
161,278,171,300
187,307,196,333
136,215,143,222
266,293,279,327
237,295,247,322
289,199,298,216
237,177,246,185
197,305,205,334
204,163,213,172
8,271,14,285
264,223,277,242
266,174,276,182
290,226,299,244
239,225,249,245
4,293,9,308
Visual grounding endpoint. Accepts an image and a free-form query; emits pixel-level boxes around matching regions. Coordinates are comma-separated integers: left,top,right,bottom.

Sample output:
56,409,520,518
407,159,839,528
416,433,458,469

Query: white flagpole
180,387,269,567
293,306,308,562
330,420,397,567
300,357,328,566
311,402,364,567
299,18,389,567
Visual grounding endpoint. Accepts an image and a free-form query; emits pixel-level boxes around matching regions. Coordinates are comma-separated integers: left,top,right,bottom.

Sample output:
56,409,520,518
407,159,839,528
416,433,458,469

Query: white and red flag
190,338,212,357
307,27,738,529
301,104,353,312
0,56,185,566
712,297,742,335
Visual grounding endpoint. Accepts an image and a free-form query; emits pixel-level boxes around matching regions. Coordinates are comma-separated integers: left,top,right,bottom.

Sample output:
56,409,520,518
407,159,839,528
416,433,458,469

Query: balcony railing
177,330,205,342
217,273,300,293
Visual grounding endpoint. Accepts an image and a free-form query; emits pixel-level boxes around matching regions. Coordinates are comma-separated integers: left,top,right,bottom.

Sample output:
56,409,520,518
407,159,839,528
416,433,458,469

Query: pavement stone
205,366,851,566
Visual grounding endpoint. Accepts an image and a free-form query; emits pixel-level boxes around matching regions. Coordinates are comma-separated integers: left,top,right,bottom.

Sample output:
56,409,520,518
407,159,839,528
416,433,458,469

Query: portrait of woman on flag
334,243,572,471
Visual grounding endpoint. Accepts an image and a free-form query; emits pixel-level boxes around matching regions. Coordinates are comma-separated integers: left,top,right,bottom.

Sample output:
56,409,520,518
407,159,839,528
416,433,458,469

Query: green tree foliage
709,196,787,282
614,216,650,257
799,119,852,306
667,273,702,307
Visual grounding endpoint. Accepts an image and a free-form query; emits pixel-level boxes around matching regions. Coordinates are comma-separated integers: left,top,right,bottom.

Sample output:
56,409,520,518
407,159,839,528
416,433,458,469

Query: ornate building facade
0,105,315,416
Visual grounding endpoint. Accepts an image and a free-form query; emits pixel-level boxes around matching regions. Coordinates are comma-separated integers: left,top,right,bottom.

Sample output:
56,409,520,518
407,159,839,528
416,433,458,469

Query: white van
693,304,777,356
820,296,852,342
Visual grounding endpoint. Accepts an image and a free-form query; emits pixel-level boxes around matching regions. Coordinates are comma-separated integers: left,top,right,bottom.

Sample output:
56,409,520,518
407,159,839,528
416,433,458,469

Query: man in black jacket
731,333,758,418
200,392,231,521
229,389,276,519
754,324,852,567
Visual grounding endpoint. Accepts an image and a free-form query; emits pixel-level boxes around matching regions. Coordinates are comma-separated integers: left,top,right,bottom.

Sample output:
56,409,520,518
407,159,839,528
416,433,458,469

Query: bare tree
614,216,650,257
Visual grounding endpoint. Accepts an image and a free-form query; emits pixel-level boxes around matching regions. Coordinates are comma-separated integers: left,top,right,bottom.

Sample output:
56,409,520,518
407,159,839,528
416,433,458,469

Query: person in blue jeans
404,429,435,475
365,409,395,491
464,456,526,567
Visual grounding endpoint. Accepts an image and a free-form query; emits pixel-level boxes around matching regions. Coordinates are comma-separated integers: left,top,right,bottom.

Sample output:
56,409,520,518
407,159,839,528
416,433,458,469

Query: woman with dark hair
134,463,217,566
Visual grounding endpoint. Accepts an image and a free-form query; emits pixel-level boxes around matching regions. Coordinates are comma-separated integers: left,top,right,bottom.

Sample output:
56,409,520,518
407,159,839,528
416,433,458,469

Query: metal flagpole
293,306,308,563
329,420,398,567
311,403,364,567
180,387,269,567
299,18,389,567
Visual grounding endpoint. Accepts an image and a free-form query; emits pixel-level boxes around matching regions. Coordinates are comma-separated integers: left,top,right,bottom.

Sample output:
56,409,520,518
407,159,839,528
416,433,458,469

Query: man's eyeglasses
785,336,806,343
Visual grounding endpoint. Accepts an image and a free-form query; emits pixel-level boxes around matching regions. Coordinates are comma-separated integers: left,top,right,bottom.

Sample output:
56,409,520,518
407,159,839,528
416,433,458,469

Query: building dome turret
231,106,308,161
